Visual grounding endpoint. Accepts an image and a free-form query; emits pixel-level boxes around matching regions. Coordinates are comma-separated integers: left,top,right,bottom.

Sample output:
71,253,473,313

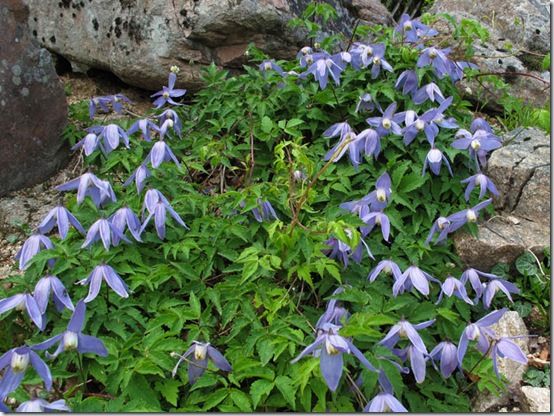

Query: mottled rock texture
0,0,68,197
429,0,551,109
520,386,551,412
454,128,550,270
23,0,392,90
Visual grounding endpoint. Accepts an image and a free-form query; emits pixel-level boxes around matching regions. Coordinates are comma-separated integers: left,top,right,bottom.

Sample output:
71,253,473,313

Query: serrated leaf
250,379,274,408
230,389,253,412
275,375,296,410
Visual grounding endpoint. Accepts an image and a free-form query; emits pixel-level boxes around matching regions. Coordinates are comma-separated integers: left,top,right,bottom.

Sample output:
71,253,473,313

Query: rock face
429,0,550,54
23,0,392,90
429,0,551,109
454,128,550,270
471,312,529,412
0,0,68,197
521,386,551,412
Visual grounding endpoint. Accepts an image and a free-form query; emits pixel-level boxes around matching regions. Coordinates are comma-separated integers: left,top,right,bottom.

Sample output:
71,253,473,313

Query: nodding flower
171,341,232,385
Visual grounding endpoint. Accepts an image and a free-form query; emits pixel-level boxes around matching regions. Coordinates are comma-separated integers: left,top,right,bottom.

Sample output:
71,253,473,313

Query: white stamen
471,139,481,150
382,118,391,129
376,189,387,202
466,209,477,222
11,352,30,372
415,119,425,130
63,331,79,350
194,343,208,360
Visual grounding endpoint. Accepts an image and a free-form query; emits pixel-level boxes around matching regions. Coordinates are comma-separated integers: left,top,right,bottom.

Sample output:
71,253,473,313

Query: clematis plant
77,264,129,303
0,292,43,330
15,233,54,271
0,346,52,400
37,205,85,240
16,398,71,413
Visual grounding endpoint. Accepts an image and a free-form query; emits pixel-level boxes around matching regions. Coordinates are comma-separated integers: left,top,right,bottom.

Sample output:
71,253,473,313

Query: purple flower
291,322,379,392
55,172,116,207
348,171,392,212
88,94,130,119
355,93,377,113
15,233,54,270
446,199,492,231
127,119,160,142
32,300,108,359
364,391,408,412
124,164,151,194
436,276,474,305
395,13,438,43
358,128,382,159
146,140,181,169
259,60,285,76
366,103,403,137
37,205,85,239
401,110,436,146
89,124,130,154
303,52,347,89
368,46,393,79
425,216,452,245
460,268,500,299
452,129,501,168
482,279,519,308
361,211,390,241
470,118,494,134
81,218,131,250
395,69,418,95
77,264,129,303
457,308,507,367
72,132,100,156
423,147,453,176
0,293,43,330
171,341,232,385
0,346,52,400
417,47,452,78
33,275,74,315
429,341,458,378
392,266,439,297
324,129,363,167
461,173,499,201
250,199,279,223
393,345,427,383
17,398,71,413
151,72,187,109
491,337,527,378
315,287,350,329
140,189,188,239
323,233,373,269
157,109,183,138
379,318,435,354
413,82,444,104
109,207,143,244
368,259,403,283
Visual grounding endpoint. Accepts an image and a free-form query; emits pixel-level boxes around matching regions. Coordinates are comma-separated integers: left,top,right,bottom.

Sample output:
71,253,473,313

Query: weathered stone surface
429,0,550,54
453,128,550,270
0,0,68,197
521,386,551,412
487,128,550,224
472,312,529,412
23,0,392,90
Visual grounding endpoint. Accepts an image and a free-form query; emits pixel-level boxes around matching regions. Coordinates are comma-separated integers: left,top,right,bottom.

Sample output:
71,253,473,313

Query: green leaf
261,116,274,133
189,291,201,318
202,389,229,411
275,375,296,410
399,173,427,193
230,389,253,412
155,379,181,406
250,379,274,408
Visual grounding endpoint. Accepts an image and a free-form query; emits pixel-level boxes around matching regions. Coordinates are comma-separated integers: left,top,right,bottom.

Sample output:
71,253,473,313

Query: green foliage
0,5,531,413
524,366,550,388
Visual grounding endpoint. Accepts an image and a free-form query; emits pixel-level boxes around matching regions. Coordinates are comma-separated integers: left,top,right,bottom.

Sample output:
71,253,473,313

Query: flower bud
314,42,320,49
63,331,79,350
11,352,30,372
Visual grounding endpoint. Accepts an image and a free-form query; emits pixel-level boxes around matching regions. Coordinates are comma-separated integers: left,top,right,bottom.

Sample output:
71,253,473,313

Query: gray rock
453,128,550,270
471,312,529,412
0,0,68,196
487,128,550,224
429,0,550,55
521,386,551,412
23,0,392,90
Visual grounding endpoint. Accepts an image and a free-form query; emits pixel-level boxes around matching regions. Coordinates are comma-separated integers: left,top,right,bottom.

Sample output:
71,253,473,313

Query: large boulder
521,386,551,412
428,1,551,109
429,0,550,55
0,0,68,197
23,0,392,90
453,128,550,270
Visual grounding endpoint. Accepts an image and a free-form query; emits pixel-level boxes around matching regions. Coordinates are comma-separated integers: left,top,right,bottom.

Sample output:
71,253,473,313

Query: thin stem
76,352,87,393
461,341,495,393
289,137,353,231
105,284,110,310
346,19,360,51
